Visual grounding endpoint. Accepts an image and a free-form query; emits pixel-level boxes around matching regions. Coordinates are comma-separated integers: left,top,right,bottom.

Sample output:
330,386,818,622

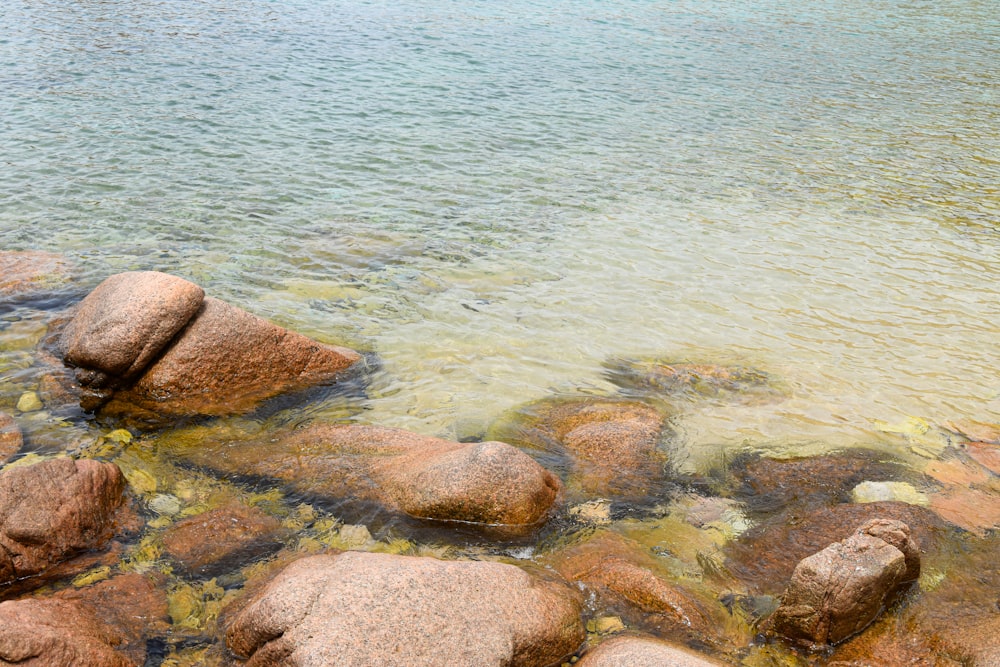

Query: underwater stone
0,413,21,464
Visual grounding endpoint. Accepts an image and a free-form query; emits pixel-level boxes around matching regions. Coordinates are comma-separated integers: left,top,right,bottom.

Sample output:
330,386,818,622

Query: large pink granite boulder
576,636,726,667
175,423,561,529
225,552,585,666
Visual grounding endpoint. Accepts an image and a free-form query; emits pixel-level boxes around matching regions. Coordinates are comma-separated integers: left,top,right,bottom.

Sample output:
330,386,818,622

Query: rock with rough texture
0,458,133,592
545,532,718,645
726,501,945,595
225,552,585,667
99,296,361,421
929,486,1000,536
0,251,74,304
0,413,21,464
175,423,560,529
768,519,920,645
0,573,167,667
603,357,784,403
576,636,725,667
487,397,671,498
60,271,205,381
161,502,285,577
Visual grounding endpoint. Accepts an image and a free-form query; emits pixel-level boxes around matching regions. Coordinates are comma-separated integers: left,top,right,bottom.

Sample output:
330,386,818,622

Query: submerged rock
174,423,561,529
0,458,135,594
545,532,719,645
224,552,585,666
767,519,920,645
0,250,75,305
48,272,362,424
604,357,784,404
161,502,286,578
487,396,672,498
0,413,22,464
0,573,168,667
576,635,725,667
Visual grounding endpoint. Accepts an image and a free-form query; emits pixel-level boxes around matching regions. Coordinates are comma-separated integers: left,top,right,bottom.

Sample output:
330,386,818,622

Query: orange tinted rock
225,552,585,667
768,519,920,645
0,251,74,303
0,458,133,593
60,271,204,380
965,441,1000,475
0,413,21,464
577,636,726,667
100,296,361,422
604,358,784,403
161,503,285,577
929,486,1000,536
942,419,1000,445
924,458,991,487
176,423,560,528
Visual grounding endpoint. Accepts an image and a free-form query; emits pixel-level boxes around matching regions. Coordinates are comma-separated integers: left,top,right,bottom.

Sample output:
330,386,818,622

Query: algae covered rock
487,396,672,499
172,423,561,530
0,458,136,594
225,552,585,667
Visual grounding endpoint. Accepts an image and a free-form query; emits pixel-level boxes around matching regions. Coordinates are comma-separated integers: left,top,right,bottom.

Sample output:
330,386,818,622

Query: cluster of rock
2,260,999,666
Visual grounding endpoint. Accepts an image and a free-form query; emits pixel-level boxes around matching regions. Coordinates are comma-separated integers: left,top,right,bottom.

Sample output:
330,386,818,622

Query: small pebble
16,391,42,413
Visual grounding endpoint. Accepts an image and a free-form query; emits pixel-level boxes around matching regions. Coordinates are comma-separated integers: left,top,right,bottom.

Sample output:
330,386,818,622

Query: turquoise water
2,0,999,459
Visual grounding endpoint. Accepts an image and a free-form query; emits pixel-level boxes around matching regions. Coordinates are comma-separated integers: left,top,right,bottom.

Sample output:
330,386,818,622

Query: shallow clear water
1,0,999,660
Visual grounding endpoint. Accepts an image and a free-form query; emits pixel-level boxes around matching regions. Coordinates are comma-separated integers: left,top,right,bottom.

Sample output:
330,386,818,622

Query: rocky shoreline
1,251,999,666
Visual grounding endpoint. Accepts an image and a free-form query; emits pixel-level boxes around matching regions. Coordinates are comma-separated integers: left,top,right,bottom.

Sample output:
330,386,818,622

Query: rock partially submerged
173,423,561,530
0,573,168,667
48,271,362,424
487,396,672,498
225,552,585,666
576,636,725,667
0,458,136,594
767,519,920,645
0,413,22,464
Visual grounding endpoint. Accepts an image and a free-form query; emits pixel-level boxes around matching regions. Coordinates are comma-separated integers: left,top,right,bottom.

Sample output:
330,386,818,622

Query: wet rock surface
546,532,718,645
0,250,75,306
175,423,561,529
0,458,135,594
48,272,362,424
576,635,725,667
0,413,22,464
161,502,286,578
487,396,672,498
726,501,946,593
0,573,168,667
767,519,920,645
224,551,585,667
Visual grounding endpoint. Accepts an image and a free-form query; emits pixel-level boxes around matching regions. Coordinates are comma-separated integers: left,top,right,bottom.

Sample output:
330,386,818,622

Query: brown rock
225,552,585,666
726,501,946,594
175,423,560,528
546,532,717,644
0,251,74,303
768,519,920,645
0,598,135,667
487,397,671,498
100,296,361,421
0,458,133,593
0,413,22,464
577,636,725,667
161,502,285,577
60,271,205,380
